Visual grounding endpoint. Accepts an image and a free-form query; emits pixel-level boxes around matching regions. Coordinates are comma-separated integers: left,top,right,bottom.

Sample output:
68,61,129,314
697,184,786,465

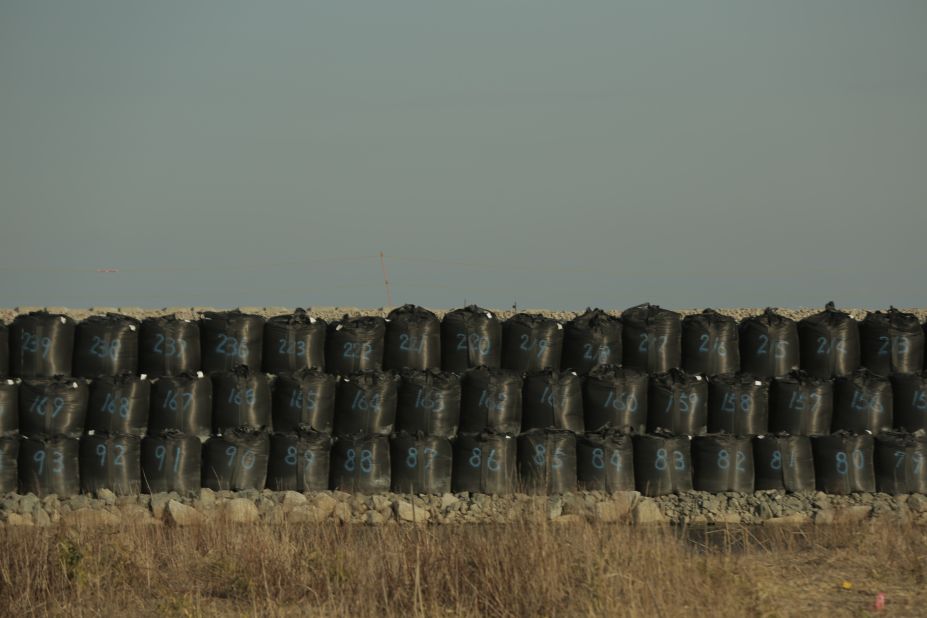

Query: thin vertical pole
379,251,393,308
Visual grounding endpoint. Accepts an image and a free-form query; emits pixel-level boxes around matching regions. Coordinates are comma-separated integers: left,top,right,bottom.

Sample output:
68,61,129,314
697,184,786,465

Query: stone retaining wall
2,490,926,527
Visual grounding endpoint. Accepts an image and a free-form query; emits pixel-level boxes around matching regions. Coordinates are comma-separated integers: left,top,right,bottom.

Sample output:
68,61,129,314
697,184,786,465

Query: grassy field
1,521,925,617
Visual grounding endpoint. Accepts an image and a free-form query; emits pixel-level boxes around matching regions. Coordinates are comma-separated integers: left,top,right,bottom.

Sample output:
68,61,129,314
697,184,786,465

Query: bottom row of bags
1,429,925,497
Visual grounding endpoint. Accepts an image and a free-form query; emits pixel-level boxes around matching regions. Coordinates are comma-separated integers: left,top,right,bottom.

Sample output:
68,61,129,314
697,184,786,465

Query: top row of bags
1,302,924,379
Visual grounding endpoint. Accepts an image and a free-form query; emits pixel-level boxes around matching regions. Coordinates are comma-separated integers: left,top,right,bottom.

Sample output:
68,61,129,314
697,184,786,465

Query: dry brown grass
0,521,925,617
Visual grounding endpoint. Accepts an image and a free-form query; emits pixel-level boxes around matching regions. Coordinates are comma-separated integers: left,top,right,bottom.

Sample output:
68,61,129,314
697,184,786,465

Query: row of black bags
3,428,923,497
617,431,925,496
3,364,927,440
3,303,924,380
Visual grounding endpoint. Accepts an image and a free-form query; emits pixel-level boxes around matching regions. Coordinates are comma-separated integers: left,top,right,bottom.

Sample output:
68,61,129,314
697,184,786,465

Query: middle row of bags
2,364,925,439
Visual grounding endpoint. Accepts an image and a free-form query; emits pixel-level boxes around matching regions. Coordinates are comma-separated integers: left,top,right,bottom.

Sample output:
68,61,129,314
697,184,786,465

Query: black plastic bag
874,431,927,494
262,310,326,374
271,368,336,434
148,372,212,439
441,305,502,371
384,305,441,371
72,314,140,378
707,374,769,435
0,436,18,493
210,366,272,434
633,432,693,496
79,432,141,495
738,309,800,378
266,428,332,492
811,432,875,494
501,313,564,373
19,377,89,438
517,429,577,495
691,434,754,493
682,310,740,376
521,369,584,433
140,431,202,494
561,309,622,374
396,369,460,438
330,433,390,494
647,369,708,435
0,379,19,437
139,315,201,377
768,371,833,436
621,303,681,374
10,311,75,378
891,372,927,432
451,432,516,495
202,428,270,491
18,435,80,497
390,432,453,494
798,303,861,378
576,431,635,492
86,374,150,436
859,308,924,376
199,310,265,374
325,316,386,374
0,323,8,377
334,371,399,436
458,367,522,434
582,365,648,434
753,434,815,492
832,369,893,435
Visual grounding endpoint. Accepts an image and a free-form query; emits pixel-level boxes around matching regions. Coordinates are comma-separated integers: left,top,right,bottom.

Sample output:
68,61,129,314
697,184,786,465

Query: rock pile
1,489,924,527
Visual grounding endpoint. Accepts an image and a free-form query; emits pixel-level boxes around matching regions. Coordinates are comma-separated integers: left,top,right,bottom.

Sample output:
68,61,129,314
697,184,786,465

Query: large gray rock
280,491,307,509
150,493,177,519
96,489,117,506
632,499,669,525
832,505,872,524
394,499,431,523
224,498,260,524
63,508,121,527
907,494,927,514
19,494,40,515
5,512,33,526
119,504,159,526
33,505,52,527
166,500,204,527
594,492,640,523
366,511,389,525
198,488,217,507
287,505,328,524
764,513,812,526
333,502,352,524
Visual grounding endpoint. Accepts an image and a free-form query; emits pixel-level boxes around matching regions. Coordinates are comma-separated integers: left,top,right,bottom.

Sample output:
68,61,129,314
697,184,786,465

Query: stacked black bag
577,364,642,492
71,314,145,496
391,369,459,494
330,370,398,493
19,377,87,496
518,369,582,494
140,315,206,494
9,312,82,496
738,309,799,378
561,309,622,374
263,314,331,493
798,303,860,379
202,365,272,491
454,366,519,494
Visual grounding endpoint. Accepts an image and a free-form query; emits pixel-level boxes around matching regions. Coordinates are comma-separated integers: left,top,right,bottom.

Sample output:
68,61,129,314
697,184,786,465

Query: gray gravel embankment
4,306,927,323
2,489,925,527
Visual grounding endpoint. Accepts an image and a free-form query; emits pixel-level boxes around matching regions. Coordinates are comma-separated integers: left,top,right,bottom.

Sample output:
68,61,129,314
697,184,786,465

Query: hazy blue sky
2,1,925,310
